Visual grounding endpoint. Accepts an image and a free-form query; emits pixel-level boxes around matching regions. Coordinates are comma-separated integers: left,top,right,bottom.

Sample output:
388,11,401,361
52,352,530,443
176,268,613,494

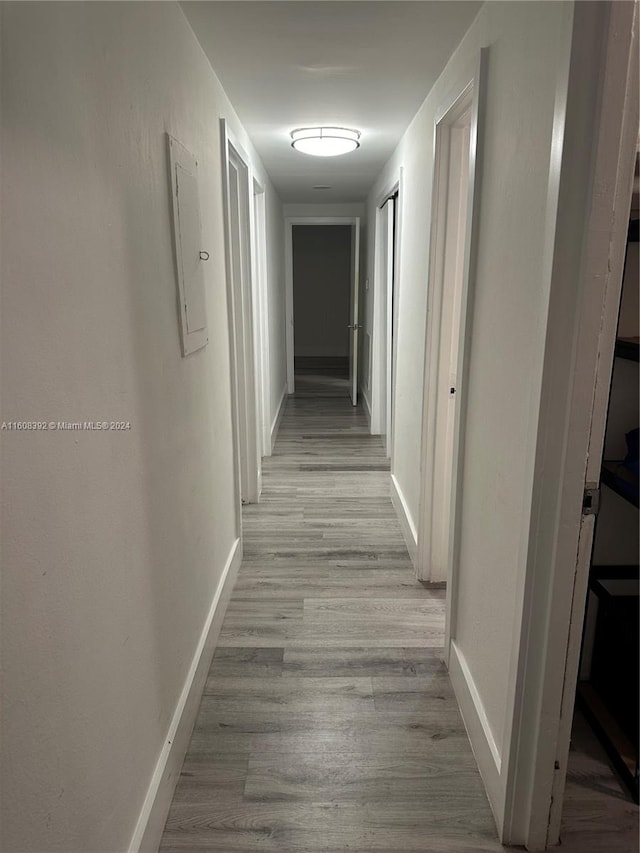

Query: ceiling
181,1,482,203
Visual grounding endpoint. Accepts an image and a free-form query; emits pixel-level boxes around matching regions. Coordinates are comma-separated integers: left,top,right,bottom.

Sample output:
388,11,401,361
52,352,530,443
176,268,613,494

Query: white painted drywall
283,203,366,219
0,4,284,852
266,191,287,417
293,225,352,359
363,0,574,815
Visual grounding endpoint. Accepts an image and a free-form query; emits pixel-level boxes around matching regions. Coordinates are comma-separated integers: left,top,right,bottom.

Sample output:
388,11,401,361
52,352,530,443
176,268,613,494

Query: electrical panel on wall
167,134,208,356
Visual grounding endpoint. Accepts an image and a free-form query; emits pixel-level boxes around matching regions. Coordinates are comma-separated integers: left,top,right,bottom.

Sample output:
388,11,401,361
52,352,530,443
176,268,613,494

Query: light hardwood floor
559,709,639,852
159,372,636,852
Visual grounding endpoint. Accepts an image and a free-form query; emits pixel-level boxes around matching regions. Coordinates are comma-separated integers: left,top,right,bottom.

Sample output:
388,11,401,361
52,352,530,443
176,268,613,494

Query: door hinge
582,486,600,516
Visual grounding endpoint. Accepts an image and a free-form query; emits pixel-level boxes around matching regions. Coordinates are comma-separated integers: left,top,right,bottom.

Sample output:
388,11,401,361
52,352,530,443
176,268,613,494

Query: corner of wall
270,383,288,451
129,538,242,853
361,386,372,429
390,473,418,565
448,640,505,834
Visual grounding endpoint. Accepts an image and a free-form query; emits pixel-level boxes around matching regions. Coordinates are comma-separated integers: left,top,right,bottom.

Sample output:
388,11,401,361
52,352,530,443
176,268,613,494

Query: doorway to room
415,66,480,594
221,120,261,509
377,191,399,458
285,217,361,403
293,224,352,397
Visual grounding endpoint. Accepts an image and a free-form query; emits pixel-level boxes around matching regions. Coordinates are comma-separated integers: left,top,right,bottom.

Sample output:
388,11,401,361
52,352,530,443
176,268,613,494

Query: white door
499,4,638,846
348,218,361,405
383,197,395,453
545,124,639,851
228,160,257,503
376,201,392,437
433,110,471,580
251,181,271,459
221,120,260,508
417,88,475,588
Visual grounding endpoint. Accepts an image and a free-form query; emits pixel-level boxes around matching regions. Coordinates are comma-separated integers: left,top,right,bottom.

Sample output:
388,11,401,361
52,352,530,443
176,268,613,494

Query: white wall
363,0,575,830
266,191,287,420
293,225,352,359
283,202,365,219
0,4,284,852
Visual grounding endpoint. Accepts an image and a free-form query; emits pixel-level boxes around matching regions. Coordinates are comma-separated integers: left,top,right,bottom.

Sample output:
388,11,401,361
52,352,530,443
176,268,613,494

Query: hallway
3,4,639,851
159,373,505,852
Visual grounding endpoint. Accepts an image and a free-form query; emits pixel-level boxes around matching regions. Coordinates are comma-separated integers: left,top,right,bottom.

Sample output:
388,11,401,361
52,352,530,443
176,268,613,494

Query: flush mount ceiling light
290,127,360,157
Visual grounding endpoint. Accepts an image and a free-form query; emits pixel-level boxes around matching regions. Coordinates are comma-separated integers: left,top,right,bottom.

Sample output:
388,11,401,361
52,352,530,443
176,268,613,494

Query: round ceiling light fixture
290,127,360,157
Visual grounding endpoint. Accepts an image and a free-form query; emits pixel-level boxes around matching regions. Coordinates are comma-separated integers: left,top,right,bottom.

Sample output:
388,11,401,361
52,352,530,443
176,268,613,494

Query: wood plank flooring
160,372,506,852
559,709,639,851
159,370,637,852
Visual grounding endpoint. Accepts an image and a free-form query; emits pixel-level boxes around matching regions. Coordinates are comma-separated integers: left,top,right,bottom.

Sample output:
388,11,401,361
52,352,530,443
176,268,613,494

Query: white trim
449,640,502,821
371,173,402,439
384,198,394,453
251,179,272,459
128,538,242,853
284,223,295,395
450,641,502,772
270,383,287,451
371,208,384,435
349,218,361,406
389,174,403,468
220,119,260,507
390,473,417,565
501,3,639,847
361,386,372,428
417,52,486,597
219,121,243,538
284,216,361,397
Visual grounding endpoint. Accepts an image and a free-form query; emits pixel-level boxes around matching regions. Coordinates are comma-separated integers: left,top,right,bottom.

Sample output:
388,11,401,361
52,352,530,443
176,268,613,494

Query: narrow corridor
159,372,504,852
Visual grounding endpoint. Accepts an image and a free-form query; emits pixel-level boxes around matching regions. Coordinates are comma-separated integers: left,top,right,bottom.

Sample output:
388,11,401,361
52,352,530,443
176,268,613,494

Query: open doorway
251,179,272,459
499,4,638,847
221,120,260,508
372,188,401,458
553,146,639,847
284,217,361,402
416,67,482,590
574,176,639,797
293,224,351,397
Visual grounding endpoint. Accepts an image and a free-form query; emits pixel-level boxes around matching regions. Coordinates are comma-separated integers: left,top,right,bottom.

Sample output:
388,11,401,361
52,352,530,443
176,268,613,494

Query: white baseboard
361,387,372,429
390,473,418,565
271,384,287,452
128,537,242,853
448,639,503,833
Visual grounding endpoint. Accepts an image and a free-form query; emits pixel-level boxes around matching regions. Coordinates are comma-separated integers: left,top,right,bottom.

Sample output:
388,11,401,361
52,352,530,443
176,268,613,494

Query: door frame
416,51,486,590
284,216,360,395
501,3,638,847
251,178,272,458
371,173,403,463
220,119,261,509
